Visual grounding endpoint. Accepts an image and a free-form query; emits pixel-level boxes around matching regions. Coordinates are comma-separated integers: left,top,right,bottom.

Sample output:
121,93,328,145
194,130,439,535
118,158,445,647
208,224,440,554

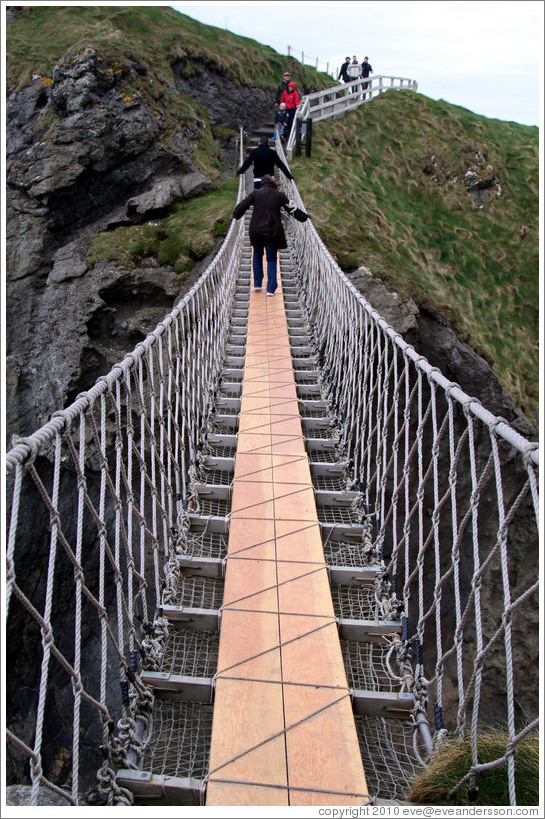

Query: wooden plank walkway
206,260,370,806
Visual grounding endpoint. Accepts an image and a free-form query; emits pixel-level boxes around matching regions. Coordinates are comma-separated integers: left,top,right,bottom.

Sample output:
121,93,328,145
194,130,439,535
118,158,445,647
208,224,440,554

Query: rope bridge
4,134,539,807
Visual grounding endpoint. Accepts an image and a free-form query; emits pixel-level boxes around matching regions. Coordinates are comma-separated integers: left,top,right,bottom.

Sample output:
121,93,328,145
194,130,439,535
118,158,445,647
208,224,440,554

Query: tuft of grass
406,729,539,806
87,224,159,269
163,177,239,270
291,91,539,415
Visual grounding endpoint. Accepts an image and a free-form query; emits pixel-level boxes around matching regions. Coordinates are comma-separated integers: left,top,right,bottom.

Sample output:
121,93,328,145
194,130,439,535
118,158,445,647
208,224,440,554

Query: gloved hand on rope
285,199,310,222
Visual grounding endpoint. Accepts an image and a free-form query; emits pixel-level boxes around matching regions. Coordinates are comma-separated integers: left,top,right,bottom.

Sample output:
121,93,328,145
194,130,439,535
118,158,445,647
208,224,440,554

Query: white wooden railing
286,44,334,76
286,74,418,155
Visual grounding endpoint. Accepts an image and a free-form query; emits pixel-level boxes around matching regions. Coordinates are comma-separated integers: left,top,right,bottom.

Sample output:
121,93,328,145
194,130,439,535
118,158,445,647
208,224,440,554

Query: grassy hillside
87,177,240,276
6,5,334,93
290,92,539,415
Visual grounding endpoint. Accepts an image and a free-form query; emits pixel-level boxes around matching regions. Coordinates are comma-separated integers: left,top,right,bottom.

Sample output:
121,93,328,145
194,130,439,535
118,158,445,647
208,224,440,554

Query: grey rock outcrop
172,62,275,132
347,265,419,341
5,785,75,806
5,45,272,445
126,170,212,217
464,150,502,207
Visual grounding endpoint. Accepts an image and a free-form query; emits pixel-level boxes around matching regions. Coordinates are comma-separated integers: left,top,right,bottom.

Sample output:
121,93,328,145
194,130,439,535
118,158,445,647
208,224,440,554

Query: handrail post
295,117,302,157
305,118,312,157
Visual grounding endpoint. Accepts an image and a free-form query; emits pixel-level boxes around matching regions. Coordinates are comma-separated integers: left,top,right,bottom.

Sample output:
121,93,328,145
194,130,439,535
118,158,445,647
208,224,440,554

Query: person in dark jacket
272,103,289,140
275,71,291,106
361,56,373,99
232,175,309,295
237,137,294,189
338,57,351,83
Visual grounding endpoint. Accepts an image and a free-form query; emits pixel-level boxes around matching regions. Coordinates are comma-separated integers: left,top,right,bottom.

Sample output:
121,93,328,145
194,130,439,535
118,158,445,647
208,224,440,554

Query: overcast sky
172,0,543,126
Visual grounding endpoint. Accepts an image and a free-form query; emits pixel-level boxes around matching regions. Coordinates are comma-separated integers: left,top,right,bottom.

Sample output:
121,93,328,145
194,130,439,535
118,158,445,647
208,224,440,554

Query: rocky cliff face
5,46,274,445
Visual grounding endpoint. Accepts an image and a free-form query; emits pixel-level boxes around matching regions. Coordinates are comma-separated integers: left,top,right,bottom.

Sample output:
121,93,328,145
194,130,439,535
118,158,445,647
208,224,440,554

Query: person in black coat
232,175,309,295
361,56,373,99
236,137,294,189
275,71,291,106
338,57,351,83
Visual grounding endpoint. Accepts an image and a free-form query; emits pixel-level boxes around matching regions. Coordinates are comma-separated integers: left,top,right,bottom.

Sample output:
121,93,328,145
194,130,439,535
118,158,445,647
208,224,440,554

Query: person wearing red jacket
280,81,301,140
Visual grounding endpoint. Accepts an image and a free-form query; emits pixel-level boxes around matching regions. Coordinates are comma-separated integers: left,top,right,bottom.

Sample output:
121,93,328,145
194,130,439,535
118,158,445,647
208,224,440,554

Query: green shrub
157,238,179,267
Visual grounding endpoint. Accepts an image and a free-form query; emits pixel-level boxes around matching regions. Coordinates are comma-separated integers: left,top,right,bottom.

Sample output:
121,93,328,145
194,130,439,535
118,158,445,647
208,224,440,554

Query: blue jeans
252,244,278,293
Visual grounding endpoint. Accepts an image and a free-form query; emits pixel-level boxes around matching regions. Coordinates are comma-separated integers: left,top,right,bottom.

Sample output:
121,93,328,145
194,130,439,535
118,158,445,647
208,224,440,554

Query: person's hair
260,174,278,187
259,136,269,146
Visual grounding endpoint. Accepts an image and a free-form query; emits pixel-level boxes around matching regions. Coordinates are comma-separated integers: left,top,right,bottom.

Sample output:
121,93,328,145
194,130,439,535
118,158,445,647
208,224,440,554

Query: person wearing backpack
348,56,361,81
280,81,301,141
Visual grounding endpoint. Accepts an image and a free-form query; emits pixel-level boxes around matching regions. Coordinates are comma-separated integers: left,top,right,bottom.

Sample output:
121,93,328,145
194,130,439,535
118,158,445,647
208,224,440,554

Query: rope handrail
6,181,246,473
276,138,538,466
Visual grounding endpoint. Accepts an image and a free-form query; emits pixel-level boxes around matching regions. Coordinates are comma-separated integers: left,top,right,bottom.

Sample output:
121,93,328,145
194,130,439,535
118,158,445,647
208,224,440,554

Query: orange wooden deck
206,261,369,806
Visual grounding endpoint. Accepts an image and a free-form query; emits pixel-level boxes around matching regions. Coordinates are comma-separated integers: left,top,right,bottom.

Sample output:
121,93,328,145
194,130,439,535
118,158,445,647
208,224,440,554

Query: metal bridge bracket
115,770,204,805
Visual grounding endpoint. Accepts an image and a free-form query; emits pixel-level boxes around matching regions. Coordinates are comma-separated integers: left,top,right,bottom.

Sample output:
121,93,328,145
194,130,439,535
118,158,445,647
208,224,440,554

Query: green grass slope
6,4,333,93
290,91,539,415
